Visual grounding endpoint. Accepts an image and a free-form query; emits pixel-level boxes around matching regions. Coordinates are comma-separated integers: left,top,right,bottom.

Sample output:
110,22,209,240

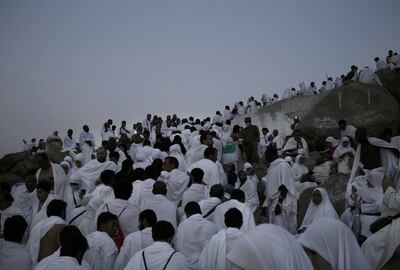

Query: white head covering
293,155,309,178
284,156,293,164
298,218,372,270
326,136,339,147
60,161,70,170
169,144,182,155
227,224,313,270
74,153,84,162
63,156,73,167
244,162,252,170
365,169,384,187
301,188,338,228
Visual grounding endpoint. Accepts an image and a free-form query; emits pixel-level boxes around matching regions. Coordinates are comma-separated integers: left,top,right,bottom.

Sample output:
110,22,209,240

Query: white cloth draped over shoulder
333,137,355,174
227,224,313,270
263,158,297,233
347,137,399,199
26,216,66,266
213,199,255,233
159,169,189,205
234,179,259,212
187,159,221,190
36,163,68,201
76,159,117,193
140,194,177,228
197,227,243,270
282,137,309,157
79,131,95,165
123,241,189,270
174,214,217,269
114,227,153,270
292,155,309,180
84,231,118,270
361,169,400,269
300,188,338,229
185,144,208,167
299,218,371,270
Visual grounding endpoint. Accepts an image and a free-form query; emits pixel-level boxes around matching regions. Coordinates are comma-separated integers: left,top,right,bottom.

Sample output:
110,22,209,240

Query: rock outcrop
0,151,40,185
233,82,400,150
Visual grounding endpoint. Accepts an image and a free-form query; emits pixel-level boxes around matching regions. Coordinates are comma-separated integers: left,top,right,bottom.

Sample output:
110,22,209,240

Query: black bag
370,212,400,234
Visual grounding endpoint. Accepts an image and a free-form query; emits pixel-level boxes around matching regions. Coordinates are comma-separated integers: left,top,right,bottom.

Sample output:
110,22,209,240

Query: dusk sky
1,0,399,156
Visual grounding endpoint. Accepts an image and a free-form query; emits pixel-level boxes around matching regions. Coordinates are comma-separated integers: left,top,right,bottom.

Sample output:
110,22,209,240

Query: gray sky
1,0,399,156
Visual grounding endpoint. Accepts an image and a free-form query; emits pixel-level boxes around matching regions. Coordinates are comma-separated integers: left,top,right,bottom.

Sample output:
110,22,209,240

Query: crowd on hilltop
212,49,400,118
0,50,399,270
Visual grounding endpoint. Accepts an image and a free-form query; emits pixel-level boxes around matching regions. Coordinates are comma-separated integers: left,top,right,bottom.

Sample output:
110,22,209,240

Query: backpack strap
142,250,148,270
203,203,221,218
69,210,87,225
162,251,177,270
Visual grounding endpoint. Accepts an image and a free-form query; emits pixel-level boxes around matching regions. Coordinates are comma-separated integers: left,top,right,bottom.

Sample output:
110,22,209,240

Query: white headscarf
301,188,338,228
293,155,309,178
325,136,339,147
226,224,313,270
334,137,353,156
169,144,182,155
298,218,372,270
243,162,252,171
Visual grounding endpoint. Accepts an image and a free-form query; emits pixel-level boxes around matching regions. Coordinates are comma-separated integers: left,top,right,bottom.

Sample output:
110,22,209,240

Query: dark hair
224,208,243,229
165,156,179,169
113,179,133,200
152,181,167,195
139,209,157,226
184,201,202,217
200,132,211,144
204,147,217,158
100,170,115,186
37,181,52,193
210,184,224,198
190,168,204,183
109,151,120,161
60,232,88,258
144,165,158,180
132,168,145,181
97,212,118,230
152,221,175,241
46,199,67,217
338,119,346,126
230,189,245,202
59,225,81,244
4,215,27,242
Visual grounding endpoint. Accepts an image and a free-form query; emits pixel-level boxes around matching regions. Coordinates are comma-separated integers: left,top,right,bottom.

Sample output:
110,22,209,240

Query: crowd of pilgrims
1,51,400,270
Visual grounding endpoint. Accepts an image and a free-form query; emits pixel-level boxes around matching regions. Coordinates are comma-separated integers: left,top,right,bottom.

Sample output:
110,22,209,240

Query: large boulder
0,152,40,185
233,83,399,150
0,151,32,174
297,173,348,227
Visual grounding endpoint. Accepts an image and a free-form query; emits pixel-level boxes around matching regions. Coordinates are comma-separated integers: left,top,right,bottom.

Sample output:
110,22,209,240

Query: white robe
358,67,382,85
227,224,313,270
181,184,207,209
263,158,297,234
299,218,371,270
34,249,91,270
37,256,87,270
140,194,177,228
361,185,400,269
187,159,220,190
282,137,309,158
185,144,208,167
95,199,139,237
84,231,118,270
198,197,221,221
272,135,285,150
197,228,243,270
174,214,217,269
63,136,77,151
26,216,66,266
333,140,355,174
300,188,338,229
79,131,95,165
123,241,188,270
159,169,189,205
375,59,387,70
30,194,58,232
234,179,259,212
340,125,357,139
36,163,69,201
77,159,117,193
129,179,155,207
0,240,32,270
213,199,255,233
114,227,153,270
292,155,309,181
